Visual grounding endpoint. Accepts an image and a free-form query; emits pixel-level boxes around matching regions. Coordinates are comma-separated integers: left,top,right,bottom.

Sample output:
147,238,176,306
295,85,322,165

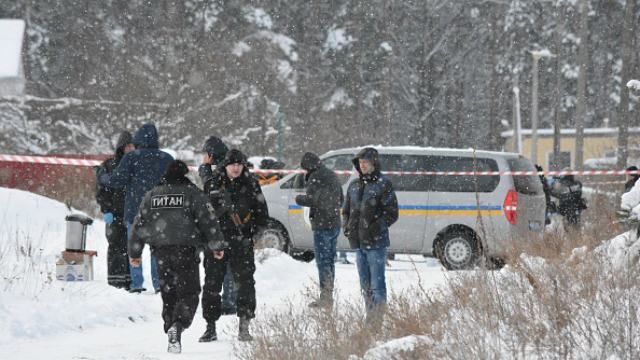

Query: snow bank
355,335,433,360
0,187,160,345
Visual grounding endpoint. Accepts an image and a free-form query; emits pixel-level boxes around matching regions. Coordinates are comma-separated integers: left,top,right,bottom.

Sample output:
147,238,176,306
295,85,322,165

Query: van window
425,156,500,193
508,157,543,195
377,155,430,191
322,154,354,185
280,154,354,189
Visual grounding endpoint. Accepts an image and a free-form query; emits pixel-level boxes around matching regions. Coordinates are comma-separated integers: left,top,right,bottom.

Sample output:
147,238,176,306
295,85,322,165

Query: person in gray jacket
295,152,344,308
129,160,226,354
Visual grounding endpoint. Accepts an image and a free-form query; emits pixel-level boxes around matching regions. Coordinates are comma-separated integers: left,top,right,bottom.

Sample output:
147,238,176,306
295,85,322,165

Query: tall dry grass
236,191,640,359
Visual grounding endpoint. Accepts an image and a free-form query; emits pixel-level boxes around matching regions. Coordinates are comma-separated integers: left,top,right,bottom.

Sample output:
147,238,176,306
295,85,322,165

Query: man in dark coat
550,169,587,230
343,147,398,325
96,131,134,289
200,149,269,342
295,152,343,308
197,136,239,341
624,166,639,194
130,160,226,354
102,123,174,293
535,164,554,225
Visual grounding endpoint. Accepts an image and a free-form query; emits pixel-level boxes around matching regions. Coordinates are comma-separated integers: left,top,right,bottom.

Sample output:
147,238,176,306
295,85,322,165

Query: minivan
257,146,545,269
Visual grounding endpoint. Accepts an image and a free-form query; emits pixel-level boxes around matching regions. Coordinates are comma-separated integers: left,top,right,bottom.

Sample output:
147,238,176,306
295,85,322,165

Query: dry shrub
237,201,640,359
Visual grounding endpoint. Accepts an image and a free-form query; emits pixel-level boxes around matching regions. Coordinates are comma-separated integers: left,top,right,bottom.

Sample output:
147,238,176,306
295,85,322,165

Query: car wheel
436,230,480,270
255,223,289,253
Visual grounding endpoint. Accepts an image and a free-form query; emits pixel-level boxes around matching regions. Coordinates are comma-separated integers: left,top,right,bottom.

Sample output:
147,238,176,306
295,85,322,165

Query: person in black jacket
343,147,398,325
95,131,134,290
295,152,343,308
197,136,238,332
130,160,226,354
550,169,587,230
535,164,554,225
200,149,269,342
624,166,639,194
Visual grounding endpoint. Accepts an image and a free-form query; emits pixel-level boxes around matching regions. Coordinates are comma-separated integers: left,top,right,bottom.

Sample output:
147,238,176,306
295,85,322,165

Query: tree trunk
616,0,637,169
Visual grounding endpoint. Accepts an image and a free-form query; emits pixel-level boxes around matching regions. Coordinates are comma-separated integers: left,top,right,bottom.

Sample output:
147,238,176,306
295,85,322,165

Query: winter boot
167,322,182,354
198,322,217,342
238,317,253,341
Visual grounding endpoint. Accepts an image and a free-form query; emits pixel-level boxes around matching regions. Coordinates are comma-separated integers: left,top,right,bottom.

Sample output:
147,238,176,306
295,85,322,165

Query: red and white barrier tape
1,153,639,177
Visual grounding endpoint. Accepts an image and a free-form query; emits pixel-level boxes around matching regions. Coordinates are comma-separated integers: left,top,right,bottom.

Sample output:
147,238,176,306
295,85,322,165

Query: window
425,156,500,193
378,155,430,192
508,157,543,195
322,154,354,185
280,154,354,189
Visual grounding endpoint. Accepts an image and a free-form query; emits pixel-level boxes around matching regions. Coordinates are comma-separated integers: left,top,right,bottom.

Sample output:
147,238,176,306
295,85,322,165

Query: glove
103,212,114,225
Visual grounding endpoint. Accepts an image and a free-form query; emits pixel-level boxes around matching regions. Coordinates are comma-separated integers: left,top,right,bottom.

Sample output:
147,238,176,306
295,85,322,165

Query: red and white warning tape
0,153,638,177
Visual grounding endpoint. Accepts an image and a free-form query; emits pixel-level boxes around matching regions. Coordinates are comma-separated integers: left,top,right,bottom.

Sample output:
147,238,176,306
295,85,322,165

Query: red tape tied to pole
0,153,639,177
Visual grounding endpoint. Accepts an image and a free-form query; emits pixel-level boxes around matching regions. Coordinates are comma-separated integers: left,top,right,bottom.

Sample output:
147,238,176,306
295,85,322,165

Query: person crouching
129,160,226,354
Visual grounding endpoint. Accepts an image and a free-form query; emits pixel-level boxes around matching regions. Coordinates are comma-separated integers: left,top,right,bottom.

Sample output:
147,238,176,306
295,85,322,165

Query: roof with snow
501,127,640,138
0,19,25,78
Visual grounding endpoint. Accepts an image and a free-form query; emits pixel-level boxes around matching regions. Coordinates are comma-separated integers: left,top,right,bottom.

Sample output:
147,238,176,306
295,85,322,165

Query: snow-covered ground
0,187,447,359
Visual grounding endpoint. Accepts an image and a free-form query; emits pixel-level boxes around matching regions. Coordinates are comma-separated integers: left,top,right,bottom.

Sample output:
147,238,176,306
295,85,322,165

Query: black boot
167,322,182,354
198,322,217,342
238,317,253,341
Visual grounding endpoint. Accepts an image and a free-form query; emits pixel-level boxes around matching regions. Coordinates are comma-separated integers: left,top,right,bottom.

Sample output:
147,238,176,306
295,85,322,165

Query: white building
0,19,26,97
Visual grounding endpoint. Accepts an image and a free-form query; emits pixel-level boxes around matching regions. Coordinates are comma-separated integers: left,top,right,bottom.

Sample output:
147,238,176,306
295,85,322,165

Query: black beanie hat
202,136,229,163
164,160,190,180
115,131,133,152
222,149,247,167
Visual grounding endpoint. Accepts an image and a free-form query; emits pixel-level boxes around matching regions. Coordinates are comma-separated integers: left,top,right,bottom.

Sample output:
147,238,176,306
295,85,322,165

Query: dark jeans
153,246,201,333
313,228,339,295
105,218,131,289
202,241,256,322
222,262,237,311
356,247,387,312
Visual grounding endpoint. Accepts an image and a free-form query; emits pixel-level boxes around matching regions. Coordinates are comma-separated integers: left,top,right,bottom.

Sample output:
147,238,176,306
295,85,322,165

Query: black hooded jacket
343,147,399,249
295,152,343,230
95,131,132,217
129,160,226,258
211,149,269,245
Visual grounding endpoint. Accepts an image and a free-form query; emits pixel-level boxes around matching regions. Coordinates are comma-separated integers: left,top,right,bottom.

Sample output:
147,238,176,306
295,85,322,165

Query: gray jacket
129,177,226,258
295,152,343,231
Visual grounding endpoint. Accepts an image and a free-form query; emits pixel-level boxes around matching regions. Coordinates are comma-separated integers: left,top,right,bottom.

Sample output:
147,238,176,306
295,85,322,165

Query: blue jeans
356,247,387,311
222,261,237,311
127,223,160,291
314,228,339,293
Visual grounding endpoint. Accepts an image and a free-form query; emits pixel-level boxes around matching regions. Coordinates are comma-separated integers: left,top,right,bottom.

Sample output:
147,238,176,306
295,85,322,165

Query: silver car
257,146,545,269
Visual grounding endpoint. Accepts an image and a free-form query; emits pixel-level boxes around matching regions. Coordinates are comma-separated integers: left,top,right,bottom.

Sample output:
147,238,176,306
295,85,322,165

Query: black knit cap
221,149,247,167
115,131,133,150
164,160,190,180
202,136,229,163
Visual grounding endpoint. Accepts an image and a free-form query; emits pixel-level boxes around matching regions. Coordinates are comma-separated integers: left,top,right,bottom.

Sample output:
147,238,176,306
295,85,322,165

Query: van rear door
506,157,546,233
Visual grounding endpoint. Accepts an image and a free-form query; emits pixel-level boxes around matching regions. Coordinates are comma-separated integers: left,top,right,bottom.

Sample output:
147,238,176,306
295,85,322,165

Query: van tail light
504,190,518,225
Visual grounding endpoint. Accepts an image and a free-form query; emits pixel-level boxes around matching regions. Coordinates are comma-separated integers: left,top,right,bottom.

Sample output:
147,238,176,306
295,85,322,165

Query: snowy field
0,187,447,359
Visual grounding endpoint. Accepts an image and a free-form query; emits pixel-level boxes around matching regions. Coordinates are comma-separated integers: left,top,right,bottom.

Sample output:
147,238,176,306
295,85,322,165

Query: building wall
504,135,640,169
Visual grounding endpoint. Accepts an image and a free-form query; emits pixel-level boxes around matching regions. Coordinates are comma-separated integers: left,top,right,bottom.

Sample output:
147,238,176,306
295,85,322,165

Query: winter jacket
96,157,126,217
95,131,132,218
295,152,343,231
343,148,399,249
211,149,269,246
103,124,174,223
129,176,226,258
550,176,586,217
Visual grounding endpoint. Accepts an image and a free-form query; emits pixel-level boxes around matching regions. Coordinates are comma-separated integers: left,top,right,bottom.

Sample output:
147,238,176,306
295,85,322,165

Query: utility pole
530,49,554,164
574,0,589,170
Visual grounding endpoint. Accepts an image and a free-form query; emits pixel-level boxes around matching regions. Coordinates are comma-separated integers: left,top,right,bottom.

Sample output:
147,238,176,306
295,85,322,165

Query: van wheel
255,222,289,253
436,230,480,270
291,250,315,263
